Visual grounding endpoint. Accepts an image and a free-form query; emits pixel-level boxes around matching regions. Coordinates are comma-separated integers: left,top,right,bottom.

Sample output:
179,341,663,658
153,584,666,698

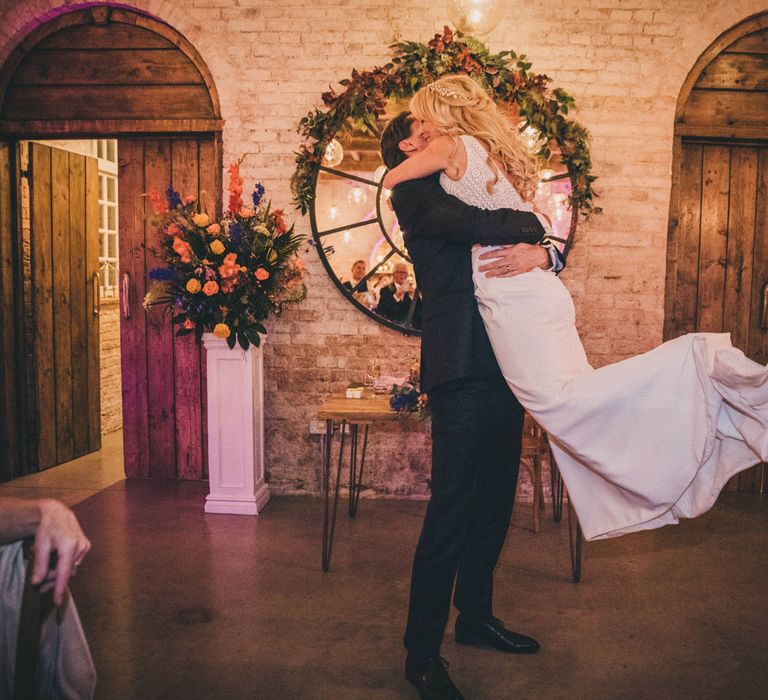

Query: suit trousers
403,374,524,657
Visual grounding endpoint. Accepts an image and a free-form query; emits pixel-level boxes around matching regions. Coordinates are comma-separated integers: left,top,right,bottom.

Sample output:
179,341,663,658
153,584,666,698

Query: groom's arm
391,176,545,247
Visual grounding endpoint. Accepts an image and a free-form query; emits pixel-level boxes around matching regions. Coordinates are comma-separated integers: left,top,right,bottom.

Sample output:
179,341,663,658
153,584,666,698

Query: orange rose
209,239,225,255
186,278,202,294
255,268,270,281
239,207,254,218
202,281,219,296
207,223,221,235
213,323,231,339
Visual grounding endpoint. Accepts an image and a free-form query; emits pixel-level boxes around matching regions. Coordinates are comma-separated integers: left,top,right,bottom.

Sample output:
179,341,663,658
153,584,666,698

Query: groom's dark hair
380,111,415,170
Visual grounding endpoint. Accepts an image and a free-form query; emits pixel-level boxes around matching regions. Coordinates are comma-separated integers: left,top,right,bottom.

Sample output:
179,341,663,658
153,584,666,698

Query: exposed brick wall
2,0,765,499
99,299,123,434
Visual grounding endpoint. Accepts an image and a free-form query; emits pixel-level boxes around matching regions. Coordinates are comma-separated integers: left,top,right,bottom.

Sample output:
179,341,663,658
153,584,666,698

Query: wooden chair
521,413,583,582
519,413,548,533
13,539,46,700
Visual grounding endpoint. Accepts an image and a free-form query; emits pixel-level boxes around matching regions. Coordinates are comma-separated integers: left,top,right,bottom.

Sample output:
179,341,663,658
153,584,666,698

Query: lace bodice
440,135,534,212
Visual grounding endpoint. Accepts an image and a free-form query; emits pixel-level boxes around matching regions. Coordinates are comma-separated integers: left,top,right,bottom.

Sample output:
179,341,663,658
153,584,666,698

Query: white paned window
96,139,119,297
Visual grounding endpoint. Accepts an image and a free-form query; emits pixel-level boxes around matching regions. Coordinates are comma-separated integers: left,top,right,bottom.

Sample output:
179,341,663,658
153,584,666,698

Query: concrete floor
2,439,767,699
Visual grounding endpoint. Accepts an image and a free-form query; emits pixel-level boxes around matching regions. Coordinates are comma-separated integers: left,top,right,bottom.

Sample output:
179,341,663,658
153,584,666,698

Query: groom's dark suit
390,173,548,658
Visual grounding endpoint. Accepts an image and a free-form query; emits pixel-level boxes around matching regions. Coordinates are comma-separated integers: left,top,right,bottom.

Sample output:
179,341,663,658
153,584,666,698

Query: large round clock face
309,127,576,336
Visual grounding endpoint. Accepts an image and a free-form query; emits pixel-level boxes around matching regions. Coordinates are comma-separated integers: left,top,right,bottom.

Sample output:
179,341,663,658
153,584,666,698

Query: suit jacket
376,283,409,322
390,174,547,393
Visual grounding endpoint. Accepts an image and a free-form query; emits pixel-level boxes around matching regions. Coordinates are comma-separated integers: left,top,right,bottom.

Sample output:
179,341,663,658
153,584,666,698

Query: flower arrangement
390,359,429,419
292,26,600,229
143,161,306,350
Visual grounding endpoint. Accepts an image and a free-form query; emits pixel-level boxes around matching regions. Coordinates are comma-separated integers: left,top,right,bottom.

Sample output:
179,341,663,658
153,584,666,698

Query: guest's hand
477,243,550,278
32,500,91,605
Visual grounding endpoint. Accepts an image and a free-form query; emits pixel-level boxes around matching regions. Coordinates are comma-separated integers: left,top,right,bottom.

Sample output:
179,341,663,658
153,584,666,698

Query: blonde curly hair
410,74,539,201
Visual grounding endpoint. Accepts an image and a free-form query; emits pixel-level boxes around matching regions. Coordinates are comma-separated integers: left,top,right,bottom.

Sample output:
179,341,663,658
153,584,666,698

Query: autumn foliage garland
291,27,600,222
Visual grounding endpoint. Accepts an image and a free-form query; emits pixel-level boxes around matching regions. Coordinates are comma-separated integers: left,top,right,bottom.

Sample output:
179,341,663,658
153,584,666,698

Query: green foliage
291,26,601,218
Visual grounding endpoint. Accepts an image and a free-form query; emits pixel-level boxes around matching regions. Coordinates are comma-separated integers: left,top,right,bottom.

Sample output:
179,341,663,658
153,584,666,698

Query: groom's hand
477,243,550,278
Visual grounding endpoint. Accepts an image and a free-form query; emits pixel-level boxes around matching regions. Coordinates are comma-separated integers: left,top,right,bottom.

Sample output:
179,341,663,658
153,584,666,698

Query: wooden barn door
666,141,768,490
28,142,101,470
118,137,220,479
0,140,25,479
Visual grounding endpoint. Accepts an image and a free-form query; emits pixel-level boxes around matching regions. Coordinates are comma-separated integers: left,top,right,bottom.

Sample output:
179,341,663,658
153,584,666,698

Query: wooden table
316,394,398,571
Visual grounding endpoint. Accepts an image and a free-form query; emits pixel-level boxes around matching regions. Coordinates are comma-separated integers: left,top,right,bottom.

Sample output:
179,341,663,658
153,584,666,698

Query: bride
382,74,768,541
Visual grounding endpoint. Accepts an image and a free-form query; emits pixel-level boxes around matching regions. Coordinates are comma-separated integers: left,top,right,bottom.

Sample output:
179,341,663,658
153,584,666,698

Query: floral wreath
291,27,601,235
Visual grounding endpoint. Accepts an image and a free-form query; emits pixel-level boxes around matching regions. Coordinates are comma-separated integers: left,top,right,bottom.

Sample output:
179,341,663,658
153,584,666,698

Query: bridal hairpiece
428,82,460,99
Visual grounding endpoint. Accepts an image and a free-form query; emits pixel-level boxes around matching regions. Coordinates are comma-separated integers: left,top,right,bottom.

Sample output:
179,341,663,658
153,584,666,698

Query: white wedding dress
440,135,768,541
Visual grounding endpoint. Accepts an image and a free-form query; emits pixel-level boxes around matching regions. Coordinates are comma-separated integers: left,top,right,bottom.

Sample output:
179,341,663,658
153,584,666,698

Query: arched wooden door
0,5,222,480
665,13,768,492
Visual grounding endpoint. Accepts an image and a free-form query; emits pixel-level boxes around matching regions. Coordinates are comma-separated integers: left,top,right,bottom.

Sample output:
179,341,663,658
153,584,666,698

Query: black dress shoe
405,654,466,700
455,615,540,654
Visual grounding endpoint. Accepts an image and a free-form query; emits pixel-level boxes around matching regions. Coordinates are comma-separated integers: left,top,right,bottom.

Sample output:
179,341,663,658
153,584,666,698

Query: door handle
93,271,100,316
121,271,131,319
762,281,768,330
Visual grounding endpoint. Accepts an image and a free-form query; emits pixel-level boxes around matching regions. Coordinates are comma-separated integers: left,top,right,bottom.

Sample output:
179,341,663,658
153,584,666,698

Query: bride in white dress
383,75,768,541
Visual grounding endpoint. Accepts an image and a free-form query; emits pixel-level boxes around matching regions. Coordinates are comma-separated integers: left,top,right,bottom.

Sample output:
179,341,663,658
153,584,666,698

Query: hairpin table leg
348,424,369,517
322,418,347,572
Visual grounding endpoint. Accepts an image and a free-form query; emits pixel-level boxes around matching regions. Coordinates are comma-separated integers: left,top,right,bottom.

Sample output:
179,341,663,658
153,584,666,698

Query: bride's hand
477,243,550,278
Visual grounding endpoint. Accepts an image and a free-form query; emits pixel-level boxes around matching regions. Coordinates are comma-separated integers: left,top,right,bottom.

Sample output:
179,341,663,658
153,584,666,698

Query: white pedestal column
202,333,269,515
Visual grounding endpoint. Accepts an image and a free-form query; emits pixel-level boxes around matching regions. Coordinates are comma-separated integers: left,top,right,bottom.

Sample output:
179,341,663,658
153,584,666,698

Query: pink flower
255,268,270,281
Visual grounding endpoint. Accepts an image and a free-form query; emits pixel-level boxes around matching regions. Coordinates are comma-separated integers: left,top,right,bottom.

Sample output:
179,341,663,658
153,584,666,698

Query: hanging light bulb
447,0,506,37
522,126,540,152
328,204,339,220
347,184,368,207
342,230,352,244
322,139,344,167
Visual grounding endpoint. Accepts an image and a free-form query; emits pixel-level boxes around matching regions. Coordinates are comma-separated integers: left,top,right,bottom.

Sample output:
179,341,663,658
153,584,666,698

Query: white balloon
447,0,506,37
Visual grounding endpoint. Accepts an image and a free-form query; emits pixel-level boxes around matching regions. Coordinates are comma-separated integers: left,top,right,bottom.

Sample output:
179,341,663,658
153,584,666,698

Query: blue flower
229,221,243,246
149,267,176,281
166,187,182,210
252,183,265,208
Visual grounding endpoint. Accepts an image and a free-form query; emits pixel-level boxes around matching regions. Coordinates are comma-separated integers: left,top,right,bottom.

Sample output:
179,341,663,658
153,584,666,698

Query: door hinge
19,169,29,179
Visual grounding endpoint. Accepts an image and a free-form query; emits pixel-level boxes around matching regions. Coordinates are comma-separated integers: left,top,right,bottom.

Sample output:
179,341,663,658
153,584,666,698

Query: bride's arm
382,136,455,189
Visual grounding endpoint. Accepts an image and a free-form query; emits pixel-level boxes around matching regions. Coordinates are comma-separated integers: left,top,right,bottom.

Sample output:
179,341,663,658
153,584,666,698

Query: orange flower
166,223,182,236
218,253,239,279
202,281,219,296
255,268,270,281
186,278,202,294
227,162,244,214
213,323,231,339
172,237,193,263
239,207,254,218
146,188,168,216
183,319,195,329
207,223,221,235
209,239,225,255
193,213,210,228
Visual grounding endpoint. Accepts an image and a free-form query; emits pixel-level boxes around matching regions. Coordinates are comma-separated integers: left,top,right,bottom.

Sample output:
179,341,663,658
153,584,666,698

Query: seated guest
342,259,369,293
0,497,96,697
376,262,421,325
0,496,91,605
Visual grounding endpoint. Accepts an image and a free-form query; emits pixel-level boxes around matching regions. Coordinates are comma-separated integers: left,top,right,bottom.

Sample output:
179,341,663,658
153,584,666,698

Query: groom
381,111,563,700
